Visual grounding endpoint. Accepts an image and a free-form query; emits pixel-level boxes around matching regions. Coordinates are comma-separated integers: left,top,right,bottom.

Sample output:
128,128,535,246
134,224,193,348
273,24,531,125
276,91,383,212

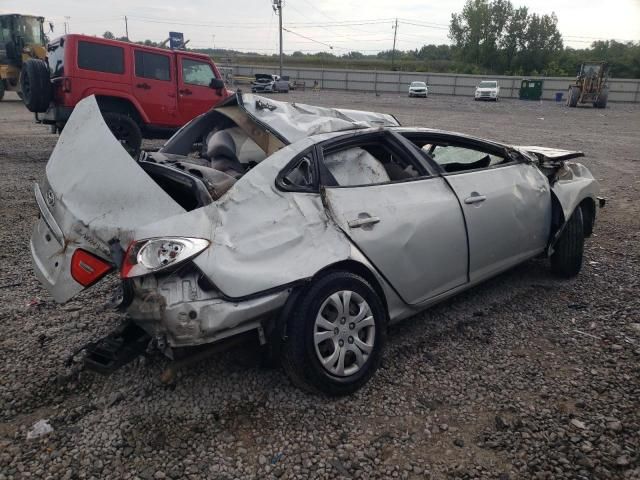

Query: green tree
103,31,115,39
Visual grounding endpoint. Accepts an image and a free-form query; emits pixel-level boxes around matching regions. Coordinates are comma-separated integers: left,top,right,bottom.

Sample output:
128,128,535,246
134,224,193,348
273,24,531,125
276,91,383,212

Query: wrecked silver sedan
31,93,602,395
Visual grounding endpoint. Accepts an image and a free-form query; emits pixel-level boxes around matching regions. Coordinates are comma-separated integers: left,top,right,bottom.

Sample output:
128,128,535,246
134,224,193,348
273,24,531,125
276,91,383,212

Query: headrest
206,130,237,161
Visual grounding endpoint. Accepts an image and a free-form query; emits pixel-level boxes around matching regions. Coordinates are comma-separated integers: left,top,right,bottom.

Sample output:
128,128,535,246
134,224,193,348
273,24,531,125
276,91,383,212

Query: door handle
464,194,487,205
348,215,380,229
179,88,192,95
136,83,151,90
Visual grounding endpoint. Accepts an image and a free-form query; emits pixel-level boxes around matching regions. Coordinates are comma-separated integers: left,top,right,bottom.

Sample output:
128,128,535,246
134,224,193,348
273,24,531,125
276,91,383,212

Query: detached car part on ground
31,93,602,395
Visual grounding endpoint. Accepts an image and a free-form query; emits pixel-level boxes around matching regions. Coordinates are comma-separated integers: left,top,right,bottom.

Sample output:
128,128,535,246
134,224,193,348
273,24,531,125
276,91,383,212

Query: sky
3,0,639,53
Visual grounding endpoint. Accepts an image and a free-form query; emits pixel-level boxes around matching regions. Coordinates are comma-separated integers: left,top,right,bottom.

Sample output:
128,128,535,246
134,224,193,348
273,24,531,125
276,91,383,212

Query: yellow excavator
0,14,47,101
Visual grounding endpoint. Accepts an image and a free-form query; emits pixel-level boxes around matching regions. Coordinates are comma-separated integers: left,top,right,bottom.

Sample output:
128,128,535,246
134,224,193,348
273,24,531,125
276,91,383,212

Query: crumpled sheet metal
135,138,353,299
45,95,185,248
551,162,599,221
242,93,400,143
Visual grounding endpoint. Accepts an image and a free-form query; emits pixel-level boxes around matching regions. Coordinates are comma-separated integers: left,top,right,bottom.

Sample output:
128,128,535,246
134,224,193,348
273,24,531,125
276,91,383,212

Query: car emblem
46,189,56,207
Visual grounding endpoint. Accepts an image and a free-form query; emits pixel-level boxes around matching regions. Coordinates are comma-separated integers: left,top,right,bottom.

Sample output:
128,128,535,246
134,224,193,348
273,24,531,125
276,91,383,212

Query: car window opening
403,136,507,174
324,142,420,187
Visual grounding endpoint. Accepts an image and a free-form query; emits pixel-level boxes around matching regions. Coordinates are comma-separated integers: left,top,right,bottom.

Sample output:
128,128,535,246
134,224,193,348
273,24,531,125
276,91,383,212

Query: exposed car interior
140,108,279,209
322,139,421,187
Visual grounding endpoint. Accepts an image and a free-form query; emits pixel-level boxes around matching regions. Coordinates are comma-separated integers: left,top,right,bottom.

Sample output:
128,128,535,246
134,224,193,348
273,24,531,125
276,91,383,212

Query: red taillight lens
70,249,112,287
62,77,71,93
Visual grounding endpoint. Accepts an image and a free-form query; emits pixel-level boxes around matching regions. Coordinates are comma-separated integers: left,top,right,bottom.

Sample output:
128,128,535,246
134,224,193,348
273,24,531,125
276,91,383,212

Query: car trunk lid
31,95,185,303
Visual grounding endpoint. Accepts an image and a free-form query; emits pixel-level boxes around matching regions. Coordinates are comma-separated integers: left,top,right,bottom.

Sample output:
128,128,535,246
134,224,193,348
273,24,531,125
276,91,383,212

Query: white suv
474,80,500,101
408,81,428,98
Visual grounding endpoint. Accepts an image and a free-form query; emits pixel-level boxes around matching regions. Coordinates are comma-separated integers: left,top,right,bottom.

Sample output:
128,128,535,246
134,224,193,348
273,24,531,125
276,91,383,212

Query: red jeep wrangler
20,34,232,155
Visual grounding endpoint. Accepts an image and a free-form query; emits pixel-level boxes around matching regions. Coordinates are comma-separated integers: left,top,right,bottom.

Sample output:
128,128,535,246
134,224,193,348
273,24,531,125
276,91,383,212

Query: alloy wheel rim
313,290,375,377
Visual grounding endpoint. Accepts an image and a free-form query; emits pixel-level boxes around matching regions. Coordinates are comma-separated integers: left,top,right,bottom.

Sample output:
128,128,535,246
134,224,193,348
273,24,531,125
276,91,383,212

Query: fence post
374,70,378,94
511,78,516,99
321,69,324,89
345,70,349,91
634,81,640,103
398,72,401,93
453,75,457,96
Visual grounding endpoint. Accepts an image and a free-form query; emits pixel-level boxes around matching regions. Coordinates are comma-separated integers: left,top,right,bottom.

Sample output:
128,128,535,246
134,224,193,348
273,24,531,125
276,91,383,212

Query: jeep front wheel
102,112,142,158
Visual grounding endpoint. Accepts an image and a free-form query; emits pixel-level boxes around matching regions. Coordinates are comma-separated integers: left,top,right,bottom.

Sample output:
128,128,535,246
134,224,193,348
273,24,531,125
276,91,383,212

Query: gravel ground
1,90,639,480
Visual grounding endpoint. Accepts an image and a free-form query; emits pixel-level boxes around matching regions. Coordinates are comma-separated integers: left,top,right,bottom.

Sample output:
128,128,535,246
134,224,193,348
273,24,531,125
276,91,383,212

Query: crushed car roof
235,93,401,144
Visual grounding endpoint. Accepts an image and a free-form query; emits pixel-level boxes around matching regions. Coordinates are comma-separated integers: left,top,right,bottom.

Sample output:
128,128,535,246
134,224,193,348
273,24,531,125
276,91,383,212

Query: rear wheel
567,86,580,107
282,271,387,396
101,112,142,158
550,208,584,277
20,59,52,112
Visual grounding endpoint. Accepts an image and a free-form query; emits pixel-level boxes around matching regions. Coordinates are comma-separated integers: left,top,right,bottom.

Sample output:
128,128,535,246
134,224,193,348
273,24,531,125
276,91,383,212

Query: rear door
132,48,178,126
321,132,468,305
177,55,225,124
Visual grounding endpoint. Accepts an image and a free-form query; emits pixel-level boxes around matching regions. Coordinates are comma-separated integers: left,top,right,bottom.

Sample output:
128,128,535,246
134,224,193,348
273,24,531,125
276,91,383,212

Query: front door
132,49,177,126
177,56,223,124
423,143,552,282
321,134,468,305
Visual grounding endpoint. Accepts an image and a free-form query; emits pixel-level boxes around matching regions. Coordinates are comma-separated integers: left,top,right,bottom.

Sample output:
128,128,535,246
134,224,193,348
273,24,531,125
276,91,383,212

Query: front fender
548,162,600,253
551,162,599,221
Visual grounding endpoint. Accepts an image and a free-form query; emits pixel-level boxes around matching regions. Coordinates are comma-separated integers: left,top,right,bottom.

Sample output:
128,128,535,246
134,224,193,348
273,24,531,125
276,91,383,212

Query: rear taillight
70,249,113,287
62,77,71,93
121,237,210,278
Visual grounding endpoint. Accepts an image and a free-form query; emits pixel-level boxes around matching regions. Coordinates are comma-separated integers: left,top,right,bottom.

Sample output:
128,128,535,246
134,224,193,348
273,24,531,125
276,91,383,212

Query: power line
282,27,335,50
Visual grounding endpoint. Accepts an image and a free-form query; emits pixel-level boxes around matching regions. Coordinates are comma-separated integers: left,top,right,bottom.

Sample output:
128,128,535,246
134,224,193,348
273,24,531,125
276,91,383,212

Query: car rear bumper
125,270,290,348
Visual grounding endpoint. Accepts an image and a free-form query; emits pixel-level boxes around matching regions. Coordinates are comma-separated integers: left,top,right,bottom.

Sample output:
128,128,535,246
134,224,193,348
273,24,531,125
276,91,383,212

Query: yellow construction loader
0,14,47,100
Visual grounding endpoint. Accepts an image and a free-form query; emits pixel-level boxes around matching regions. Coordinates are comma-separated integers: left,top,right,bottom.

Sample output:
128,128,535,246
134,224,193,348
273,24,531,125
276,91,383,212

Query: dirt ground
0,90,639,480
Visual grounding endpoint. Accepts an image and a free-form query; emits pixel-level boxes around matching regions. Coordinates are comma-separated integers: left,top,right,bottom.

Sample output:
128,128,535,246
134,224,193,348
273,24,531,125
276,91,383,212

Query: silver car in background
408,81,428,97
30,94,601,395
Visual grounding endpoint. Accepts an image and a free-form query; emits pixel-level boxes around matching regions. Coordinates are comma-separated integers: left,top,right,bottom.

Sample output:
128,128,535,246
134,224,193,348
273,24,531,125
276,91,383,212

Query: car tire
20,59,52,113
101,112,142,158
281,271,387,396
550,207,584,278
0,80,5,101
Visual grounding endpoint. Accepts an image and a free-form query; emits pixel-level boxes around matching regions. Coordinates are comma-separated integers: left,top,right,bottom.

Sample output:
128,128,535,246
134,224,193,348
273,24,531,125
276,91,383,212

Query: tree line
102,0,640,78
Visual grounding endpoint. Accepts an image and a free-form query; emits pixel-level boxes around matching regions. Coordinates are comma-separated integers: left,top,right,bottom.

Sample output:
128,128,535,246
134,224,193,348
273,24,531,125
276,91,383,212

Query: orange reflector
70,249,112,287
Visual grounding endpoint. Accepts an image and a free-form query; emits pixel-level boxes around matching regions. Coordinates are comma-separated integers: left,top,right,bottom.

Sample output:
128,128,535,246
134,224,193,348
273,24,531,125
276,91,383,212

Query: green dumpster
519,79,544,100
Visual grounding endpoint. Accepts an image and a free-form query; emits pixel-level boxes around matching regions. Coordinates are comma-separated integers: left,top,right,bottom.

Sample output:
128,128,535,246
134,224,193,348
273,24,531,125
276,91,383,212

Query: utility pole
273,0,283,77
391,18,398,71
124,16,129,40
64,16,70,34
